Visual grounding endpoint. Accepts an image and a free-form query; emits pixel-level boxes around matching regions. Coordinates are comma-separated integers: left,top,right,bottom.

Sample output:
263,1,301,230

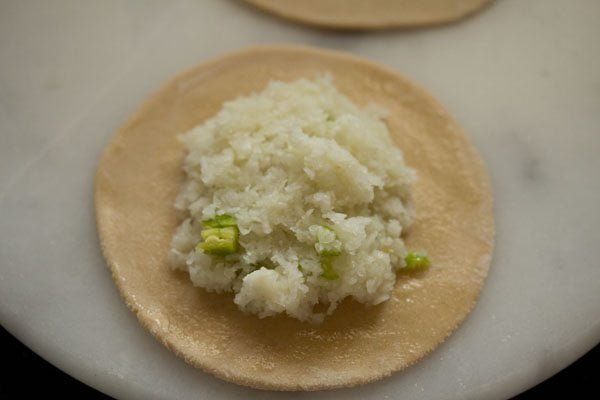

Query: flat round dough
242,0,493,30
95,46,494,390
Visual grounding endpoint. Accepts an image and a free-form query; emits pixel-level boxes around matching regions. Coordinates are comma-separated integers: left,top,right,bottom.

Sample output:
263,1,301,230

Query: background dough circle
95,46,494,391
242,0,493,30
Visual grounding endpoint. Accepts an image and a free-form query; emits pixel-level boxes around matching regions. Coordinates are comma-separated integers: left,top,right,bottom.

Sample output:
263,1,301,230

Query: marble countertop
1,0,599,399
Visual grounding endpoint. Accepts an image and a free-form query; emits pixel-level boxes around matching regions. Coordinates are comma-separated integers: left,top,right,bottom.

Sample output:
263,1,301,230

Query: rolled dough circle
242,0,493,30
95,46,494,390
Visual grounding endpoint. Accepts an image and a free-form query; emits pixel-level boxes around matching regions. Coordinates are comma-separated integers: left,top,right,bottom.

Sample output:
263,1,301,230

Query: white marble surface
1,0,599,399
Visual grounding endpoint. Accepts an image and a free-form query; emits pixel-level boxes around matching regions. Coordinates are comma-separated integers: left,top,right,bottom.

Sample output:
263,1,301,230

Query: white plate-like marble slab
1,1,599,399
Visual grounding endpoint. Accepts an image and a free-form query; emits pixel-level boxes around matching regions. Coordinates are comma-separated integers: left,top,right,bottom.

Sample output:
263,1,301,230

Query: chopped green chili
309,224,343,279
404,251,431,271
320,257,339,280
198,214,239,256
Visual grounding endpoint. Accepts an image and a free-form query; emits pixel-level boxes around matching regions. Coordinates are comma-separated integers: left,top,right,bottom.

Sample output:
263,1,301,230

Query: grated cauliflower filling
169,76,415,323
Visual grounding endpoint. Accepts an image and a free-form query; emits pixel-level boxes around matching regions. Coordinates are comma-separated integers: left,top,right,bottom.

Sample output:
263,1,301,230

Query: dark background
1,326,597,399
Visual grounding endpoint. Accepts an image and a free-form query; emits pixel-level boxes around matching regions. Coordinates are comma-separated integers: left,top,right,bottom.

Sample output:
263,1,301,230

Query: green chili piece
320,257,339,280
198,215,239,256
197,234,238,255
404,251,431,271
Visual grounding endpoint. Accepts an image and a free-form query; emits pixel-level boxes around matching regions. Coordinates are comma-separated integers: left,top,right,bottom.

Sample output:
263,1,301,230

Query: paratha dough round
95,46,494,390
242,0,492,30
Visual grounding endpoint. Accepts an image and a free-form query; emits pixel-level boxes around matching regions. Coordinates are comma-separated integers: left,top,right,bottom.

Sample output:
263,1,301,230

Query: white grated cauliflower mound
169,76,415,323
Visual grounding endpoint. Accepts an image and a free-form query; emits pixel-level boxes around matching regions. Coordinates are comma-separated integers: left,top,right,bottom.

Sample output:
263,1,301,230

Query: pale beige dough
242,0,493,29
95,46,494,390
